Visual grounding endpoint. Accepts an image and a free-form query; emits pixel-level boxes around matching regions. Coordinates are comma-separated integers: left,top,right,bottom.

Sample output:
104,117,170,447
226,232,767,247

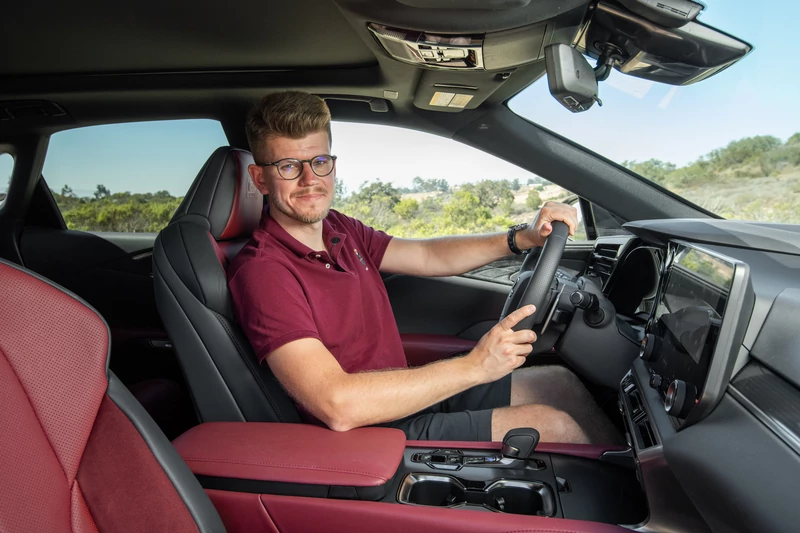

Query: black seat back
153,147,300,424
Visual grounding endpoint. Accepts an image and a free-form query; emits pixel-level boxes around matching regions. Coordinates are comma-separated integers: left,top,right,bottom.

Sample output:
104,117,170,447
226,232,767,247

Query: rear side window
43,120,228,232
0,153,13,205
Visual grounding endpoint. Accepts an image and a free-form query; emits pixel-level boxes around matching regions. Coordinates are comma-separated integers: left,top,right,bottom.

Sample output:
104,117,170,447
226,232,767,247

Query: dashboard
587,219,800,533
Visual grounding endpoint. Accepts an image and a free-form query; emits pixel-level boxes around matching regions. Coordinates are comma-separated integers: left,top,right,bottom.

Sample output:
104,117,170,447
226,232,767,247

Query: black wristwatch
507,223,529,255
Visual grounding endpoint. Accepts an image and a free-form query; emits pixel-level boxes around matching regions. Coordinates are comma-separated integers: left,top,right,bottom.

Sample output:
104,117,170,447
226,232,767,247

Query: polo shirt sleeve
336,211,393,267
228,260,321,364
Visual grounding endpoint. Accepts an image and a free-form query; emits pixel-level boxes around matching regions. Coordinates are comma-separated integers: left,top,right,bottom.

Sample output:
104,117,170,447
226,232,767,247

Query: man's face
248,130,334,225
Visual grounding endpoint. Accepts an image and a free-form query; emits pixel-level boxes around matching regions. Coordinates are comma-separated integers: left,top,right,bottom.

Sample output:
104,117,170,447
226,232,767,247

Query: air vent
586,242,622,289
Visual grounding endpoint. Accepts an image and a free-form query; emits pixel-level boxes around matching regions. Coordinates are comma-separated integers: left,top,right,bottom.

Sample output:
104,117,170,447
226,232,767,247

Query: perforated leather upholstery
0,258,225,533
153,147,301,424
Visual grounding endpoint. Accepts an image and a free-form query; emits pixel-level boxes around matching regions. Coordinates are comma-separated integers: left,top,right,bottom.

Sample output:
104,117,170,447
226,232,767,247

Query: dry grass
676,169,800,223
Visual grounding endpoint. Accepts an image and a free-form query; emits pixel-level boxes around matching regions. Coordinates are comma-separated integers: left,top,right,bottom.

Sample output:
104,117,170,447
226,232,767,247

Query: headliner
0,0,588,141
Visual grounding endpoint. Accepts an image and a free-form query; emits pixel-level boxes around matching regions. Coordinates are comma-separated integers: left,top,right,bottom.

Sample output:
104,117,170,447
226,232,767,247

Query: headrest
170,147,263,240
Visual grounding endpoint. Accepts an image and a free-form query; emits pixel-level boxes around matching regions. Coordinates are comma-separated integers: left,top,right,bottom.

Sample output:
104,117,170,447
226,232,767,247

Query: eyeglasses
257,154,337,180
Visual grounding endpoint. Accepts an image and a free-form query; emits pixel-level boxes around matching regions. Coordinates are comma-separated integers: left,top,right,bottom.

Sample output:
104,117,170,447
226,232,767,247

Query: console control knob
664,379,696,418
639,333,661,362
649,374,663,390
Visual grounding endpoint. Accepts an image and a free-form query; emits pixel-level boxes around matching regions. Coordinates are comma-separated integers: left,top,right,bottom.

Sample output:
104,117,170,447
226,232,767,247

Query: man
229,91,619,444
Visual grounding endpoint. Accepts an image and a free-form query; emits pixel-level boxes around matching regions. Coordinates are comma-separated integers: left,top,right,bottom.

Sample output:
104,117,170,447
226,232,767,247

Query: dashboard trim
728,381,800,457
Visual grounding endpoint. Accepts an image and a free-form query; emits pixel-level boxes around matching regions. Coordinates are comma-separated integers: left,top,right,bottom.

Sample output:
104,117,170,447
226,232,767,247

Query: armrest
402,333,477,367
172,422,406,487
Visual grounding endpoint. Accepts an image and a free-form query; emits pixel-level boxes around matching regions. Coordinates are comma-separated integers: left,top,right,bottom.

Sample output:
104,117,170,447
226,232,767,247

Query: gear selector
501,428,540,459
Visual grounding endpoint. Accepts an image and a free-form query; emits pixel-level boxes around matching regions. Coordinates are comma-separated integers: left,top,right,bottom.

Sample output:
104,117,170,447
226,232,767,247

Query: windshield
509,0,800,224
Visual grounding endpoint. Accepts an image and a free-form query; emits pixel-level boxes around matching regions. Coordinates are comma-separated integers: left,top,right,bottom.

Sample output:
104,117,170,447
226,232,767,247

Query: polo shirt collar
261,207,348,264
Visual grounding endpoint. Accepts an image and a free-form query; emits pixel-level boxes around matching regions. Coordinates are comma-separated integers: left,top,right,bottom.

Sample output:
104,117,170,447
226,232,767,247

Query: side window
43,120,228,232
331,122,579,239
0,153,13,206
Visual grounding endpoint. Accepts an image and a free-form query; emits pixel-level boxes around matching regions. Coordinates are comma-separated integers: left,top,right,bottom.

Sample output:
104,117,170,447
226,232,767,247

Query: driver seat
153,147,301,424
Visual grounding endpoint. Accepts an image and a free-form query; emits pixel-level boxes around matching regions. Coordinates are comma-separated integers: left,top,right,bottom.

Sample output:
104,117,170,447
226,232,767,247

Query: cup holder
397,473,555,516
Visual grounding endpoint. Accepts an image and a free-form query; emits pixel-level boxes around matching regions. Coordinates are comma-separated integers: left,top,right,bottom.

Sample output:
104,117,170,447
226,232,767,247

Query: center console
173,422,647,532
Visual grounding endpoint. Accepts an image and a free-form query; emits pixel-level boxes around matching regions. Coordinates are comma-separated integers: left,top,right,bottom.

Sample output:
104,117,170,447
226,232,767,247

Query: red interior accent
0,262,108,482
406,440,629,459
261,494,633,533
174,422,406,486
0,351,75,532
0,261,205,532
210,233,230,270
205,489,280,533
218,150,262,241
402,333,477,367
77,395,199,533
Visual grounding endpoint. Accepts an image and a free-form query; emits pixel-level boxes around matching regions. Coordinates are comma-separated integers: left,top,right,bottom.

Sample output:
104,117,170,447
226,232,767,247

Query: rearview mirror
544,44,601,113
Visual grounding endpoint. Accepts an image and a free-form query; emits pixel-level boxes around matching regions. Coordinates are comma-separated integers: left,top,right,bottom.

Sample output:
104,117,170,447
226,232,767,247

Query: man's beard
270,186,332,224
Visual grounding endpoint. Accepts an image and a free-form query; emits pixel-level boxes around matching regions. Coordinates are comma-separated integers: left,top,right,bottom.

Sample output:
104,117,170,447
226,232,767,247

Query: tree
61,184,75,198
526,189,542,210
708,135,782,169
393,198,419,219
348,181,401,206
94,184,111,200
786,132,800,146
510,178,521,191
622,159,676,185
411,176,449,193
461,179,514,211
444,190,491,228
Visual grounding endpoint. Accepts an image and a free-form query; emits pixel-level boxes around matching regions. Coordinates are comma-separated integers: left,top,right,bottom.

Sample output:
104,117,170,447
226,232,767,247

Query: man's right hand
467,305,538,384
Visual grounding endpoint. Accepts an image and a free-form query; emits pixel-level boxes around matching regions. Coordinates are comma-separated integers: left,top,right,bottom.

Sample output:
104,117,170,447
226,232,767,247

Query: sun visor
575,2,752,86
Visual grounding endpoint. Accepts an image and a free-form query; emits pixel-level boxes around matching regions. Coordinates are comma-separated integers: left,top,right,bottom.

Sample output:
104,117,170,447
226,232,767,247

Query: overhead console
367,22,549,72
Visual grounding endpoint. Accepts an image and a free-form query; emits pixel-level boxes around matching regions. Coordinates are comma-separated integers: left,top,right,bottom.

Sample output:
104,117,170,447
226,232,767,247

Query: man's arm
266,305,538,432
380,201,579,277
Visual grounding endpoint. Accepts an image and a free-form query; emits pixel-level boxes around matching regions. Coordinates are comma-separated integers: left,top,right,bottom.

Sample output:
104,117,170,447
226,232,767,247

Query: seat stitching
0,344,71,483
153,261,246,422
180,456,389,482
206,151,231,233
177,223,208,305
211,310,288,422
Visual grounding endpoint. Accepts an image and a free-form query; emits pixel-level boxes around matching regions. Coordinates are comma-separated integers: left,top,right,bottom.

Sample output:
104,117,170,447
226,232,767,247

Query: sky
2,0,797,197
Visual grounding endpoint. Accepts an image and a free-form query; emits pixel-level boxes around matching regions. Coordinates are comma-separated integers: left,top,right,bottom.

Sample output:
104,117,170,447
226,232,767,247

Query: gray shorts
380,374,512,441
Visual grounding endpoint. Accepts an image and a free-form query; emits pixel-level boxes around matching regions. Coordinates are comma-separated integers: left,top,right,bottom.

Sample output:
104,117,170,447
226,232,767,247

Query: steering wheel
500,221,570,331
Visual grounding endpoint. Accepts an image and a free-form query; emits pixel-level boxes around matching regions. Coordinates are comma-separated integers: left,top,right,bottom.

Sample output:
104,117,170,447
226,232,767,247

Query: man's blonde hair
245,91,332,163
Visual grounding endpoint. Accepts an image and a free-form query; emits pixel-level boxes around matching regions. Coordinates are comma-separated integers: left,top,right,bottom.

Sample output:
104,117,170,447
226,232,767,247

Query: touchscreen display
655,246,734,364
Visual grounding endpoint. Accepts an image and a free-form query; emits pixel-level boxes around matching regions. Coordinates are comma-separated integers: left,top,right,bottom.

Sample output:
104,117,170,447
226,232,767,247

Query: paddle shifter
501,428,541,459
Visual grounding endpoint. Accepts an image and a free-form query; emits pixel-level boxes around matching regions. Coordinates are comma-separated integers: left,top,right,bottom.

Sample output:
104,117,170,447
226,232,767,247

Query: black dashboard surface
605,219,800,533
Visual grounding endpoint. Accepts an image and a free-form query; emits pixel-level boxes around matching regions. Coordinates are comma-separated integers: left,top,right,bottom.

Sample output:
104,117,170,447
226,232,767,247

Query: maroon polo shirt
228,208,408,378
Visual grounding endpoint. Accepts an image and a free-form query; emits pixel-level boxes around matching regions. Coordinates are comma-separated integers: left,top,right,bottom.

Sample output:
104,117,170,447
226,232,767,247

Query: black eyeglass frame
256,154,338,180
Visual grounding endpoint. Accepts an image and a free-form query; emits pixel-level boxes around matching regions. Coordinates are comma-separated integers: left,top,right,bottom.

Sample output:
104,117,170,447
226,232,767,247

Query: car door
329,121,625,355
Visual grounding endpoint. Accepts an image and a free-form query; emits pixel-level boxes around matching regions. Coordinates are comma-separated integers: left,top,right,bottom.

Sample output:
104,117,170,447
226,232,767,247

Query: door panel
386,275,509,341
386,246,593,341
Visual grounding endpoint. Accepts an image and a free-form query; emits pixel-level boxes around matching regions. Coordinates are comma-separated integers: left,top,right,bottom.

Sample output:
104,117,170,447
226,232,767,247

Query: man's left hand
517,201,579,250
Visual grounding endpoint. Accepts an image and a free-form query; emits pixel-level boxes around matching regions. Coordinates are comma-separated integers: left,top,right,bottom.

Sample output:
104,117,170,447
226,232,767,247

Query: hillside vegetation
28,132,800,233
623,133,800,223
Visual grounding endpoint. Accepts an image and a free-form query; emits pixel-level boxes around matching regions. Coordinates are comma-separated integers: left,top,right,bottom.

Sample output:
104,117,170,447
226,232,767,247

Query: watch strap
507,223,528,255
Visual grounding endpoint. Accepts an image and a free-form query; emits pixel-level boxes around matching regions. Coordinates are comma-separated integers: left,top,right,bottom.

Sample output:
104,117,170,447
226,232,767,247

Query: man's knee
492,404,588,444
